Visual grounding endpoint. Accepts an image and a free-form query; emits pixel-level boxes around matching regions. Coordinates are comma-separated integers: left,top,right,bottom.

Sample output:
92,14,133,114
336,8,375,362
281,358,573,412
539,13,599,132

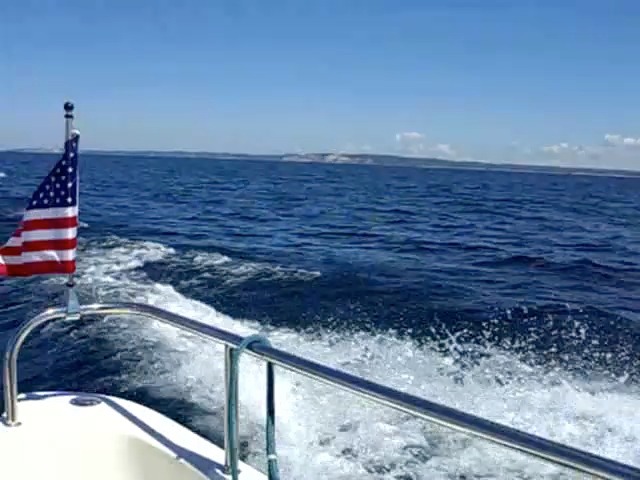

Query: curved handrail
3,302,640,479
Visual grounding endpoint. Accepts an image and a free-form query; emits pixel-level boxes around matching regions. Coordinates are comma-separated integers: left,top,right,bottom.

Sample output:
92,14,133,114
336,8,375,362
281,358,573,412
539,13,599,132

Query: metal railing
3,302,640,479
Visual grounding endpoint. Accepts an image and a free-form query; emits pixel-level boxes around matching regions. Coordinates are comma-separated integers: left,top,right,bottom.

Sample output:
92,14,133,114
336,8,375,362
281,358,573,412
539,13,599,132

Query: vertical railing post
2,345,18,425
62,101,80,319
224,345,239,474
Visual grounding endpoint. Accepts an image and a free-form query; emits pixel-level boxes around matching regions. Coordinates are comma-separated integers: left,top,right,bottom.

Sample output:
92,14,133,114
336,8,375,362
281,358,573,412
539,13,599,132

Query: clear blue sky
2,0,640,169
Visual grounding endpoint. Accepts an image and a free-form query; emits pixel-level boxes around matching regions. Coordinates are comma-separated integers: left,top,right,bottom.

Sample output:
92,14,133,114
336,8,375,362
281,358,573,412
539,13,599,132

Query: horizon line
2,147,640,175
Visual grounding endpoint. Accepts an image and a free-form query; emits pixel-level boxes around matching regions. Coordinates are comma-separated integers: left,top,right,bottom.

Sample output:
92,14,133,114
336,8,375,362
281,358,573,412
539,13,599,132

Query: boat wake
39,236,640,479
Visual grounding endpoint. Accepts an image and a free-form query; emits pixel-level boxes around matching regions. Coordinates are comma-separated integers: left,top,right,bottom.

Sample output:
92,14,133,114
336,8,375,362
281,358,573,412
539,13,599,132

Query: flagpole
63,101,80,318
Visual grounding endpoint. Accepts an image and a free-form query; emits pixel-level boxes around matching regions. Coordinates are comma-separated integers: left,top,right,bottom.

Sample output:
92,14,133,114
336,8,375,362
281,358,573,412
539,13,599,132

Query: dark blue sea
1,152,639,479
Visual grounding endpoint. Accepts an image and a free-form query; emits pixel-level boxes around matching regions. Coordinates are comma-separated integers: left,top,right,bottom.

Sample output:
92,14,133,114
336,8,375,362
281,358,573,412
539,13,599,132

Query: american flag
0,134,79,276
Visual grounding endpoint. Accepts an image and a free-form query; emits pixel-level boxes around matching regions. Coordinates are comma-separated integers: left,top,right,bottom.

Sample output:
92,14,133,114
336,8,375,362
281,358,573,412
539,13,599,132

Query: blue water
1,152,639,479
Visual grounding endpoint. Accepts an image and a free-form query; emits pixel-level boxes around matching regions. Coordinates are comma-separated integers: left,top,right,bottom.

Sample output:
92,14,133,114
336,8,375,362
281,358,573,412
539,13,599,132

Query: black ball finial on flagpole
63,101,75,142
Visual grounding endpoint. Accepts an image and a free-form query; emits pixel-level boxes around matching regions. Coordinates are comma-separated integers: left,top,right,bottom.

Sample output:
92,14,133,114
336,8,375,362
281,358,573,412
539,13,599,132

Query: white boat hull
0,391,267,480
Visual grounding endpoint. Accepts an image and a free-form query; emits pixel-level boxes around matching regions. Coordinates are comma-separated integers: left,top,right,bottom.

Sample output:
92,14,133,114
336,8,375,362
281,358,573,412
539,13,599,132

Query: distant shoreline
3,148,640,177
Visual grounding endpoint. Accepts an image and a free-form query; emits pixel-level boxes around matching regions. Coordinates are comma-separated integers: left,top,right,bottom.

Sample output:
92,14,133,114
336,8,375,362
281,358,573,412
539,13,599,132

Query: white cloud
395,131,426,154
541,142,586,155
541,143,567,154
531,132,640,170
340,143,373,154
391,130,639,170
541,133,640,163
395,132,424,142
431,143,456,158
604,133,640,147
394,132,461,159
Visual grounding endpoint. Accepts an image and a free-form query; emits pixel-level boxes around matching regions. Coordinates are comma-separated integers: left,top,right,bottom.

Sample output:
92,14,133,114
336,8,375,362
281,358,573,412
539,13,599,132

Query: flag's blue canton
26,135,79,211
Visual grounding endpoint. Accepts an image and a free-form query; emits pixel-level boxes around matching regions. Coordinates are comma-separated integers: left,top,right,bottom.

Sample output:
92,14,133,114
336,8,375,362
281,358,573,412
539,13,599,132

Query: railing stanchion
224,345,239,474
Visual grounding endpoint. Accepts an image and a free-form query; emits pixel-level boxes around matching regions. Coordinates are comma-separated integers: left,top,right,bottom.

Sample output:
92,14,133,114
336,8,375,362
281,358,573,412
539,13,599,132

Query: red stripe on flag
0,260,75,277
21,216,78,231
0,246,21,256
0,239,77,256
23,238,78,252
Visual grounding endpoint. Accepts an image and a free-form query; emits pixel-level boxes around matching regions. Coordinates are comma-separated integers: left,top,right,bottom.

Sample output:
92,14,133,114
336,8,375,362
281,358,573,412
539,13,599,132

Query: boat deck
0,391,266,480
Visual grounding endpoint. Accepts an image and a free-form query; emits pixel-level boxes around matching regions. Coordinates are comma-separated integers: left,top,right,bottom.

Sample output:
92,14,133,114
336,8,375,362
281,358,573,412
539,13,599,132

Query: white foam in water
193,251,321,285
70,237,640,479
0,172,6,178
